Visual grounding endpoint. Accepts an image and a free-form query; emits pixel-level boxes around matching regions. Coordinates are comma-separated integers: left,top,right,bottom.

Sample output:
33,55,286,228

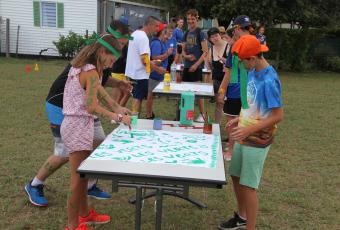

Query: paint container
163,72,171,91
203,123,213,134
153,118,162,130
180,92,195,126
131,112,139,128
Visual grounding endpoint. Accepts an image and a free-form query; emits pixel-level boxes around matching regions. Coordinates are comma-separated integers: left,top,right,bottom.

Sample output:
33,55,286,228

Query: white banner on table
155,82,213,94
89,128,219,168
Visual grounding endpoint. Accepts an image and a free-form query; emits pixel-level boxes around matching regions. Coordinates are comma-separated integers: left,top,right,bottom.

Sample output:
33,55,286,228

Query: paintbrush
202,111,208,124
129,124,134,138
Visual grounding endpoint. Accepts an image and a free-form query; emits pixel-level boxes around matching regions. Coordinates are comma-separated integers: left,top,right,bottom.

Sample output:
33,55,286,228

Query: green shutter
33,1,40,27
57,3,64,28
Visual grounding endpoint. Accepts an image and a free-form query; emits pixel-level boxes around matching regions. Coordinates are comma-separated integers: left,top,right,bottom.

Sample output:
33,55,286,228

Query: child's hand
230,126,252,141
189,64,198,72
117,106,131,115
157,67,167,75
167,47,174,56
218,55,226,64
122,114,131,126
226,117,239,128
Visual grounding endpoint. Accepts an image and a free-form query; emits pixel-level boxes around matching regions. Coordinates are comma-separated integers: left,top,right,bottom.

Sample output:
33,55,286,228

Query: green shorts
228,143,270,189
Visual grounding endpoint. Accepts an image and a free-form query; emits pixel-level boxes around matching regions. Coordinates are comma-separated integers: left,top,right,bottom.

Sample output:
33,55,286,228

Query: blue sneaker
87,184,111,200
24,182,48,207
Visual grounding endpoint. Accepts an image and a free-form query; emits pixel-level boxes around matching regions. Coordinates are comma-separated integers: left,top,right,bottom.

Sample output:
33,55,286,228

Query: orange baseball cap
232,35,269,59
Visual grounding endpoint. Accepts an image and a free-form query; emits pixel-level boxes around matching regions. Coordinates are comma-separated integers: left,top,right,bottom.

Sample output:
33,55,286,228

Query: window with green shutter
33,1,41,27
33,1,64,28
42,2,56,27
57,3,64,28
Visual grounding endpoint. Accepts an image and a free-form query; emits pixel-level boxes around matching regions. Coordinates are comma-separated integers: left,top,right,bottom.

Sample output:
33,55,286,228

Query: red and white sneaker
65,223,91,230
79,208,110,225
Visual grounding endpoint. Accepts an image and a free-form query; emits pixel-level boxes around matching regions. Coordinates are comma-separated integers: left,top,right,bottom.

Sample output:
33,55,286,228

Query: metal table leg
155,189,163,230
135,186,142,230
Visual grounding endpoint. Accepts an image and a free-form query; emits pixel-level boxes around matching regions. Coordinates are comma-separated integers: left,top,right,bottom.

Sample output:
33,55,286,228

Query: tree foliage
148,0,340,29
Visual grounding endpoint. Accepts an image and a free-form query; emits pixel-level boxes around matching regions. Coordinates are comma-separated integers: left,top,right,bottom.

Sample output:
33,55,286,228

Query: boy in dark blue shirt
182,9,209,122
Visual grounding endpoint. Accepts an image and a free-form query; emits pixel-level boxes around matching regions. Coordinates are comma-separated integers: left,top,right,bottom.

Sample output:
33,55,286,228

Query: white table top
153,82,214,99
78,119,226,187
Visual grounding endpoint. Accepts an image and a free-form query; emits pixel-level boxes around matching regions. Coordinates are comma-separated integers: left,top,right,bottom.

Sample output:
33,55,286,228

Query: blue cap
233,15,251,28
119,16,129,26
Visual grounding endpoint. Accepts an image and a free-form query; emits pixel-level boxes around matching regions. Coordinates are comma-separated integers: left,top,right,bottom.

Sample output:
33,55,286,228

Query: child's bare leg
67,150,90,229
240,184,258,230
132,99,142,113
231,176,247,219
214,95,223,123
146,92,154,117
119,92,130,107
35,155,68,181
111,88,121,102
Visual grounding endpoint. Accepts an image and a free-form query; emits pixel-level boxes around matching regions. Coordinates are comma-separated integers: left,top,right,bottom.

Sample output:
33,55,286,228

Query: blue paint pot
153,118,162,130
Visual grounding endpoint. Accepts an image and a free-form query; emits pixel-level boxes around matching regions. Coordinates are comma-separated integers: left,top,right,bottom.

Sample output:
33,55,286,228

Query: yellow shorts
111,73,127,81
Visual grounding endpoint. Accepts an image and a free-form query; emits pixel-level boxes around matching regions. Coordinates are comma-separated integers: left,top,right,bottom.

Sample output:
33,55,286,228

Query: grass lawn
0,57,339,230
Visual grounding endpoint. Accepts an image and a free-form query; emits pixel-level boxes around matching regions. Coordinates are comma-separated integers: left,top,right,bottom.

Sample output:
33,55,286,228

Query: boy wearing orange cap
218,35,284,230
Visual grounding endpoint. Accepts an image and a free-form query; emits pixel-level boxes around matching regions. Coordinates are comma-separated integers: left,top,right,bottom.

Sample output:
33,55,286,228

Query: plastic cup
153,118,162,130
203,123,213,134
131,112,139,128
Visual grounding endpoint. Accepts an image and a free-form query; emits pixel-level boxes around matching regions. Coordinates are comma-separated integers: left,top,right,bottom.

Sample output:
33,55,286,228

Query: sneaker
87,184,111,200
65,223,91,230
195,113,205,123
79,208,110,225
218,212,246,230
223,151,232,161
24,182,48,207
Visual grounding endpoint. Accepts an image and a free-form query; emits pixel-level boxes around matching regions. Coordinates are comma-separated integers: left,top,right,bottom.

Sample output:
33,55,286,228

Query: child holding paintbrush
61,34,131,230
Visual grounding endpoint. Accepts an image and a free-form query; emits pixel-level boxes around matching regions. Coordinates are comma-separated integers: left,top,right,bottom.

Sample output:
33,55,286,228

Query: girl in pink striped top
61,34,131,230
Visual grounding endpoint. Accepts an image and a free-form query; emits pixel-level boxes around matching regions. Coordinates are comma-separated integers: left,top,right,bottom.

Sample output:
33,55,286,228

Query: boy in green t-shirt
218,35,284,230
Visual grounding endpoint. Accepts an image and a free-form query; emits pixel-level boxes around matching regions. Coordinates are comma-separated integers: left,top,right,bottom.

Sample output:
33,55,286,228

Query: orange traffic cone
25,65,32,73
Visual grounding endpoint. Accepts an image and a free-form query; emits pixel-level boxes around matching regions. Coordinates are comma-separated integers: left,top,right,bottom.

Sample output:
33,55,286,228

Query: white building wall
0,0,97,56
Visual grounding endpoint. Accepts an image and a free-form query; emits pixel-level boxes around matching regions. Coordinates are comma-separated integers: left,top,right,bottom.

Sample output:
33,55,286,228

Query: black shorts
223,98,241,116
130,79,148,100
182,68,202,82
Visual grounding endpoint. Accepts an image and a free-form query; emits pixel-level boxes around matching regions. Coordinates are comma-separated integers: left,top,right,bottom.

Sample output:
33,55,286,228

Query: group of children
24,9,283,230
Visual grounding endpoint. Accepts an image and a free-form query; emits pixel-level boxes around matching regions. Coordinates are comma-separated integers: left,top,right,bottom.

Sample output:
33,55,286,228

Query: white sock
87,180,97,190
238,213,247,221
31,177,44,187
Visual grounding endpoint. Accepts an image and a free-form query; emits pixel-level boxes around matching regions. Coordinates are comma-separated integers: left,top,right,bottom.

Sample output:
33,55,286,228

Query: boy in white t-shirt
125,16,160,113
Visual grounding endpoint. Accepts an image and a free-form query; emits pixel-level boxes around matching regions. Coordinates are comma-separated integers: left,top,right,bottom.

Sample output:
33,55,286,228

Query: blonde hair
71,34,122,77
